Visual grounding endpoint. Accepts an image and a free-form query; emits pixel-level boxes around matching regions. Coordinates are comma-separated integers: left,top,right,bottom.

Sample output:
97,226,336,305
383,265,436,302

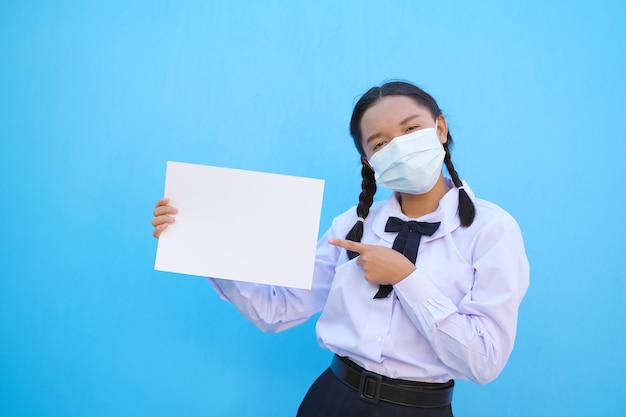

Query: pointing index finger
328,238,366,254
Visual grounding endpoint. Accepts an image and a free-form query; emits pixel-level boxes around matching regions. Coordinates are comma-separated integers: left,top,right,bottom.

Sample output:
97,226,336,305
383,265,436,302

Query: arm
329,213,529,383
152,197,339,333
394,214,529,383
208,226,340,333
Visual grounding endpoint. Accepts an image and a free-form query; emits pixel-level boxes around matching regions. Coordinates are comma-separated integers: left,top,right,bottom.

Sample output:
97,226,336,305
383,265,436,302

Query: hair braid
344,163,376,259
443,140,475,227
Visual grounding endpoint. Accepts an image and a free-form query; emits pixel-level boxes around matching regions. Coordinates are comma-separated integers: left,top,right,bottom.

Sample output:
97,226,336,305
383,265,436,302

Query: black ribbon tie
373,217,441,299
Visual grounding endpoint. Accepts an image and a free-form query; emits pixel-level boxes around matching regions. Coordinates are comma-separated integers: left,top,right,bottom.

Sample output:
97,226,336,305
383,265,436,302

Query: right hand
152,197,178,238
328,238,416,286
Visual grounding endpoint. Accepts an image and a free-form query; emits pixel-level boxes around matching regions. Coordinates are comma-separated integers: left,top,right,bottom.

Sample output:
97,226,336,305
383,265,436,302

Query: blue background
1,1,625,416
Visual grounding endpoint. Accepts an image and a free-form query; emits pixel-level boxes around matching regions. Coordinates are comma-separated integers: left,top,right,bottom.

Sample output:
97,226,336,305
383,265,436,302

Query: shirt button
375,336,382,342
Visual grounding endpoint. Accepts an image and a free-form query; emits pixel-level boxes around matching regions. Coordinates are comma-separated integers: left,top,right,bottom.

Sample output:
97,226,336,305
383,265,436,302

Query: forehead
360,95,432,137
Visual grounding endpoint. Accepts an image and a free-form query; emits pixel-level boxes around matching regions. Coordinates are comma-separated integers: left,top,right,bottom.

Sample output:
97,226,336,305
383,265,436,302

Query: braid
443,139,475,227
344,163,377,259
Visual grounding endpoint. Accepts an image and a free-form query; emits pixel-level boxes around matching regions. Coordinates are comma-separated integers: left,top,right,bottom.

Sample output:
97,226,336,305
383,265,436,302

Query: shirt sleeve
393,212,530,384
208,225,341,333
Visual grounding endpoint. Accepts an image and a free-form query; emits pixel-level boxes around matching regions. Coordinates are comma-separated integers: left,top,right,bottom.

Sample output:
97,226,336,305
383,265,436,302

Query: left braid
345,163,377,259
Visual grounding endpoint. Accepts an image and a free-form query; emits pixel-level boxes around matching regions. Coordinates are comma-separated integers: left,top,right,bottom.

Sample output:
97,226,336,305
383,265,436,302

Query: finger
153,205,178,217
328,238,366,254
153,223,169,239
155,197,169,208
151,215,176,228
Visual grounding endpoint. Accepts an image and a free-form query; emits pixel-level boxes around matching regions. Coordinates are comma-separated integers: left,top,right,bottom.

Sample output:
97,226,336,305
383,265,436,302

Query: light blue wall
1,1,625,416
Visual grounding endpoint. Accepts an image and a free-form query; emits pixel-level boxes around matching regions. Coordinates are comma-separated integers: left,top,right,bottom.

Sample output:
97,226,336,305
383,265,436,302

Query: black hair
344,81,475,258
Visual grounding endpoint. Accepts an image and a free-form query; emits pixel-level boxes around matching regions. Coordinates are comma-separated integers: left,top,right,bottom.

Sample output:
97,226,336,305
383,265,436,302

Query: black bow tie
373,217,441,299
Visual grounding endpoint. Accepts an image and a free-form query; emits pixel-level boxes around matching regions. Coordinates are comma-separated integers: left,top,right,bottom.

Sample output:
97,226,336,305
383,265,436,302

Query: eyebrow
365,114,424,145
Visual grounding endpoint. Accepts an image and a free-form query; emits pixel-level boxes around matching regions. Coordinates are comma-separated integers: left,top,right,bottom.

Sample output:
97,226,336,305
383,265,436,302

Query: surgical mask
368,124,445,194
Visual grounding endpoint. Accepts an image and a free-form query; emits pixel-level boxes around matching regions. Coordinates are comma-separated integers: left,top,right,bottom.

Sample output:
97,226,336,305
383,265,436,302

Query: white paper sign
154,161,325,289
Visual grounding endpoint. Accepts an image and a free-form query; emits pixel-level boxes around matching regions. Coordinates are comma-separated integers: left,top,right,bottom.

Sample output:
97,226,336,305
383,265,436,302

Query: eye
372,140,388,151
405,125,421,133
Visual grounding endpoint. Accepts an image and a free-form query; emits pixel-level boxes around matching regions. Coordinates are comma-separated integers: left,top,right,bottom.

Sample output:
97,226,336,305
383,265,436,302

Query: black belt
330,355,454,408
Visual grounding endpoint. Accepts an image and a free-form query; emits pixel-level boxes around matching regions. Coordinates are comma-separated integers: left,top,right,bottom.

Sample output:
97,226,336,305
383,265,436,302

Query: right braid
344,163,377,259
443,140,476,227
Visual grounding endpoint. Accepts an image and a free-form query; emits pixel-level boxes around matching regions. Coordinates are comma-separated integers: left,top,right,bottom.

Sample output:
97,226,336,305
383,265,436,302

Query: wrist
391,265,416,285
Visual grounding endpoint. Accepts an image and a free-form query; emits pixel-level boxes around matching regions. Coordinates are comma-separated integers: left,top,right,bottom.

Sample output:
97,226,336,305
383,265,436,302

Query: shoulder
471,197,521,232
460,196,526,260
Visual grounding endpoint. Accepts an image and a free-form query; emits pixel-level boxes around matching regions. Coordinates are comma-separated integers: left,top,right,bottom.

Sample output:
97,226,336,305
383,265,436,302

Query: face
359,95,448,161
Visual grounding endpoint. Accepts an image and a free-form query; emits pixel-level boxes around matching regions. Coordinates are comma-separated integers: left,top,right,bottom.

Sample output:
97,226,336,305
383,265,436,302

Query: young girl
152,81,529,416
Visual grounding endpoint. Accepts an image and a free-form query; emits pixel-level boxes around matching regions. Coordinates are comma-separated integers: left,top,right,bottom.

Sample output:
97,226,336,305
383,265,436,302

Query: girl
152,81,529,416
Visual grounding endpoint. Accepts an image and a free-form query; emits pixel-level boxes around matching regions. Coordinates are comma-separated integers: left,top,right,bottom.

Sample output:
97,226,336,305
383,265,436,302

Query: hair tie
457,186,465,192
357,217,365,223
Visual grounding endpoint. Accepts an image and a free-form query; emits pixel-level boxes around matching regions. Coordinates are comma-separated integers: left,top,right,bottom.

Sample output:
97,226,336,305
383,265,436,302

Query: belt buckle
358,370,382,404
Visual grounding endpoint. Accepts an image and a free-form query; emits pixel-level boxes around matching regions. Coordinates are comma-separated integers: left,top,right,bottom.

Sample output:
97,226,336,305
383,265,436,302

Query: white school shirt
209,180,529,384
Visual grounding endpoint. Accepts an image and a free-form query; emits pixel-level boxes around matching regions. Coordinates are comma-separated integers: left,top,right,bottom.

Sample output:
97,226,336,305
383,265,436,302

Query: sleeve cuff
207,277,234,302
394,269,459,338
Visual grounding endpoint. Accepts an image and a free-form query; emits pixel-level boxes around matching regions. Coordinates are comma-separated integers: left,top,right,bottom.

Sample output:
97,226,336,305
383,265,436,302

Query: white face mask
367,124,445,194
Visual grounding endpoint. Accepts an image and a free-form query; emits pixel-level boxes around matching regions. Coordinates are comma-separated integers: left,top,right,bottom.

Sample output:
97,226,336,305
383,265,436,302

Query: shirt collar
371,179,473,243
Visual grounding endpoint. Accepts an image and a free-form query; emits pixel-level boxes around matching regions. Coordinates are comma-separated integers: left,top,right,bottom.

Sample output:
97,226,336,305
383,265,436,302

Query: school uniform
209,179,529,416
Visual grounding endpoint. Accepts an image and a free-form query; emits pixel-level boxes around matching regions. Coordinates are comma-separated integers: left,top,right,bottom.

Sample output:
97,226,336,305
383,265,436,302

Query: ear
436,115,448,144
362,156,374,171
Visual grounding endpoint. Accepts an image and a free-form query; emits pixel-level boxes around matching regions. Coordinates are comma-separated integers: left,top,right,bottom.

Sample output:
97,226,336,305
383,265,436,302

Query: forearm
395,270,520,384
209,278,327,332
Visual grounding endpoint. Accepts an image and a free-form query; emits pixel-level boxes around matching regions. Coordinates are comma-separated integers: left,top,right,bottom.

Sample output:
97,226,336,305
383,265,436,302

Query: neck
398,175,451,218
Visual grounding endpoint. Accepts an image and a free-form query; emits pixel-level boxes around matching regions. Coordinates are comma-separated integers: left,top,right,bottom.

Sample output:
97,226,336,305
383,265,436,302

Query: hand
328,238,416,286
152,197,178,238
